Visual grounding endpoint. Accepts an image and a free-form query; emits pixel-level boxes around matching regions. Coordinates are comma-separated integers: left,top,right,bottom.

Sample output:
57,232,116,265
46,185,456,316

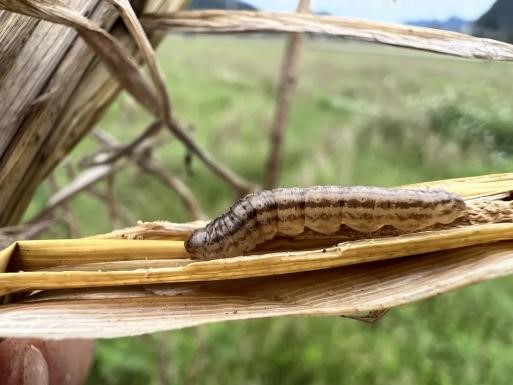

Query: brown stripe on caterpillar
184,186,467,260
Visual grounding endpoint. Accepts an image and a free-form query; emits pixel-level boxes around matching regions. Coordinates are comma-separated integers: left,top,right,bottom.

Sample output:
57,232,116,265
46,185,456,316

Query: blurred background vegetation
22,32,513,384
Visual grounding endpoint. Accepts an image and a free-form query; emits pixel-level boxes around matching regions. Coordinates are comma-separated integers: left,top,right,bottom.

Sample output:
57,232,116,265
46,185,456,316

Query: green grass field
27,35,513,384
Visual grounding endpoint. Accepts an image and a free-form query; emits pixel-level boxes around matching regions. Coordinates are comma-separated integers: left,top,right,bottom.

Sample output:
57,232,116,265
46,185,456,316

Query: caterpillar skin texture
185,186,467,260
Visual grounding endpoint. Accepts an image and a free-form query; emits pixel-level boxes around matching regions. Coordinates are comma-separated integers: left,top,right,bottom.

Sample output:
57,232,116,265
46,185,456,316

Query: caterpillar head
184,228,209,257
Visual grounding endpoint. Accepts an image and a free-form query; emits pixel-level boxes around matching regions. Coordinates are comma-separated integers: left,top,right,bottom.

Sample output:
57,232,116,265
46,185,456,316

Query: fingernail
23,345,49,385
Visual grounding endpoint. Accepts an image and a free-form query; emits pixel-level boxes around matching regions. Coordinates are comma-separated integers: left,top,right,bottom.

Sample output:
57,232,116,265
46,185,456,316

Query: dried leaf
141,10,513,61
105,0,173,124
0,241,511,338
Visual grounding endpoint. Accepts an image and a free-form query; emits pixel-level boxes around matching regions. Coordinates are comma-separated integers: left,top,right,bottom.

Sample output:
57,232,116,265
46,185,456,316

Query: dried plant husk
0,173,512,338
0,0,185,225
0,240,512,339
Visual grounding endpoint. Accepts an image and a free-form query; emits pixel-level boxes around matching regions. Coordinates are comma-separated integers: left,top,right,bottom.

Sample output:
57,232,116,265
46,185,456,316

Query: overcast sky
247,0,496,23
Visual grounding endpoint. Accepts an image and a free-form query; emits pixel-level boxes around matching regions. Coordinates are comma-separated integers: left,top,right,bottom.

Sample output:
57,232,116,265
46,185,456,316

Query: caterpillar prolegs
185,186,467,260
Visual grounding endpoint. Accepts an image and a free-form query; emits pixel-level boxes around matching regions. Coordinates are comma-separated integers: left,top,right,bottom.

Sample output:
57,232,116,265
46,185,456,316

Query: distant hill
473,0,513,43
406,16,470,33
313,11,333,16
186,0,257,10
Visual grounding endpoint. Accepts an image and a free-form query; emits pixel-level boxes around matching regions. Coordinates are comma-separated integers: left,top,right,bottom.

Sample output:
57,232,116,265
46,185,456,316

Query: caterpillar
185,186,467,260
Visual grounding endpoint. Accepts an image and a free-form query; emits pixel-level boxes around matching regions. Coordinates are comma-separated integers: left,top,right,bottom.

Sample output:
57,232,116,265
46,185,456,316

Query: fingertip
0,338,94,385
23,345,49,385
